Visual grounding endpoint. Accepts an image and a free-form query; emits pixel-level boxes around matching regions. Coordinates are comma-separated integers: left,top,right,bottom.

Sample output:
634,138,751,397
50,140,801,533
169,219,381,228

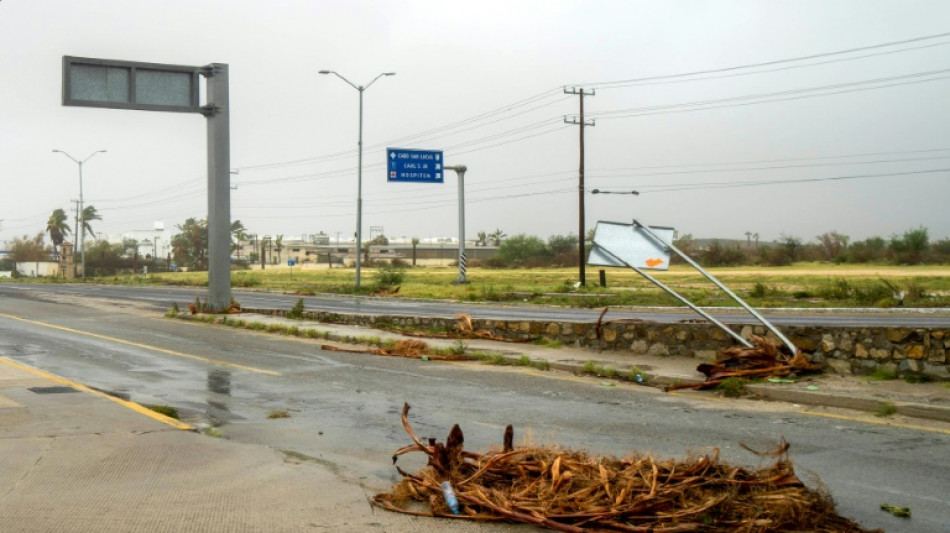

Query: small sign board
63,56,201,113
287,259,296,267
588,221,674,271
386,148,443,183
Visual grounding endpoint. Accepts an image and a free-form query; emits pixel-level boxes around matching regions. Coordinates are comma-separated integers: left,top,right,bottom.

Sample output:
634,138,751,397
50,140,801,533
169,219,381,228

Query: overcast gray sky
2,0,949,247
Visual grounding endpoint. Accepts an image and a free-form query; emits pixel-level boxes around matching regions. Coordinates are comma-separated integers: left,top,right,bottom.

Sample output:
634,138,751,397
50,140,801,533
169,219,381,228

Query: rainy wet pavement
1,293,949,532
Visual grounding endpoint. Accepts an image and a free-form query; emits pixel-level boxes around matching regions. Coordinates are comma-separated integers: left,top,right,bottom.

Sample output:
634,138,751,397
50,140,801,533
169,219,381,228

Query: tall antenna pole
564,86,595,286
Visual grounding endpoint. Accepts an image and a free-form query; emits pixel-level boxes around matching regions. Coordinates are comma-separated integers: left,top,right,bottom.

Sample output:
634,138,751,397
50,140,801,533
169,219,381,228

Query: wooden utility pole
564,86,595,286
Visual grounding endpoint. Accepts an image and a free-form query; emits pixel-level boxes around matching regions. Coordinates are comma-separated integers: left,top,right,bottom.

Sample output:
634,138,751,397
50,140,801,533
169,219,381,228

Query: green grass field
22,262,950,309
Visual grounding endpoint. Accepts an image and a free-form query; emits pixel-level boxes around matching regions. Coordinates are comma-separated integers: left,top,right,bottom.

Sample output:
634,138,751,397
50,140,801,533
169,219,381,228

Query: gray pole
203,63,231,310
78,160,85,277
356,86,364,290
53,149,105,279
446,165,468,284
71,200,80,275
633,220,798,355
318,70,394,291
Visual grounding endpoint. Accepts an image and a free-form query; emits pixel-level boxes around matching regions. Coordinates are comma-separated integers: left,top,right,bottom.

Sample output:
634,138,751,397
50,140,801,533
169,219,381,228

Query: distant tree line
466,227,950,269
675,227,949,267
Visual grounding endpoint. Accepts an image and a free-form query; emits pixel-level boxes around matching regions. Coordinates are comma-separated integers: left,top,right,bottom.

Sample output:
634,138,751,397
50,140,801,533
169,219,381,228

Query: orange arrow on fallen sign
645,258,664,268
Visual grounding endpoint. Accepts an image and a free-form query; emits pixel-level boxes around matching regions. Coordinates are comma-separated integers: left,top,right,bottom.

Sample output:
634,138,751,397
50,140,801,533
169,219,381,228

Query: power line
236,88,564,172
592,41,950,91
587,147,950,173
589,155,950,179
591,68,950,119
632,168,950,194
582,30,950,89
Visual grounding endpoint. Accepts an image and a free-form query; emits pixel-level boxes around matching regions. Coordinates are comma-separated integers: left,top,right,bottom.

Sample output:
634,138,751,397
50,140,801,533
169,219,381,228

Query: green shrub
146,405,180,419
867,367,897,381
874,401,897,417
716,377,747,398
287,298,305,319
375,263,406,288
449,339,468,355
627,366,649,383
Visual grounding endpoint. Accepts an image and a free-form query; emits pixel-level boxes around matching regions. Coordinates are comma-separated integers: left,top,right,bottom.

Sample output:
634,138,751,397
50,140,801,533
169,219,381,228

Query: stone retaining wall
243,308,949,380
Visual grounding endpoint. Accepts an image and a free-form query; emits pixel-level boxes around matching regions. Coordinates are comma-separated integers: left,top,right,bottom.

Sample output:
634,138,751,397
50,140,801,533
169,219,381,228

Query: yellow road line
0,312,280,376
0,357,193,430
799,409,950,435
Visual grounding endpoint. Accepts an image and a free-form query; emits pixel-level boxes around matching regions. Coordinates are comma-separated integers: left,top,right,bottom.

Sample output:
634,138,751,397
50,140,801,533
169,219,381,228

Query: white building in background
123,221,168,260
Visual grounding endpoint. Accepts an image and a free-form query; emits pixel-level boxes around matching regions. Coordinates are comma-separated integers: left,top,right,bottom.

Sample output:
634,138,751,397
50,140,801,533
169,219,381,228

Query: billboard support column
445,165,468,284
202,63,231,310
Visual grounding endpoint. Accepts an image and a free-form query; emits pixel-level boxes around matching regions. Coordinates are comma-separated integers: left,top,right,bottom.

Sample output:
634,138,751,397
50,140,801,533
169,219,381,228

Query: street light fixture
591,189,639,195
319,69,395,290
52,149,107,278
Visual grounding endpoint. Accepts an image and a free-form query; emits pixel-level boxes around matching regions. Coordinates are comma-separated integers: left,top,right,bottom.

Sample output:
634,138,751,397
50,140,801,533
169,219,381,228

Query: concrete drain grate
27,386,79,394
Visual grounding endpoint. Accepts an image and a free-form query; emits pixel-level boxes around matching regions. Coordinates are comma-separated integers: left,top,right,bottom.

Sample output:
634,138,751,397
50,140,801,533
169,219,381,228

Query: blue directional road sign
387,148,444,183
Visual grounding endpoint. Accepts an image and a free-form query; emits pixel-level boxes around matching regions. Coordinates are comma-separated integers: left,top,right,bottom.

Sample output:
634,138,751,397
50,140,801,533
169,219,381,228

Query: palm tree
230,220,247,257
489,229,507,246
475,231,488,247
411,237,420,266
46,208,71,255
81,205,101,241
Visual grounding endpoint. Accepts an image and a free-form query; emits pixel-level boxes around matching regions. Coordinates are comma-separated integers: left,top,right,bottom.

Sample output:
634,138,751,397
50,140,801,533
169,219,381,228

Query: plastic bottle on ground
440,481,460,514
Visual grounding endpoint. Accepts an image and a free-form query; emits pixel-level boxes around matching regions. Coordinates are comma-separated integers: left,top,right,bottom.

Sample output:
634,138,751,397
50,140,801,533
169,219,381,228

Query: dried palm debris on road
666,335,821,392
374,404,880,533
320,339,472,361
375,313,534,343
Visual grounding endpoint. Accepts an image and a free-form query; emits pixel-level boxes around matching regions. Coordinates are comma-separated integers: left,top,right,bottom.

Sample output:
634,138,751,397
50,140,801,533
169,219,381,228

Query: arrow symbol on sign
645,258,664,268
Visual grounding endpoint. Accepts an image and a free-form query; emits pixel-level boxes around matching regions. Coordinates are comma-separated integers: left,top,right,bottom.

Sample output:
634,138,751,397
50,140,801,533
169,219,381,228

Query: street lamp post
53,149,106,278
319,69,395,290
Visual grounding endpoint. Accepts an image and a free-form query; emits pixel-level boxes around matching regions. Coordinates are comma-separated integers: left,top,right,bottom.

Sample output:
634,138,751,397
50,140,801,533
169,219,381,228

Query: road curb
746,384,950,423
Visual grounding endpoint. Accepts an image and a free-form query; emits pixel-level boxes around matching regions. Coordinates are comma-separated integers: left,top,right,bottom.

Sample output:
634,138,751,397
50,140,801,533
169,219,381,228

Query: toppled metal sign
588,221,674,271
590,219,798,356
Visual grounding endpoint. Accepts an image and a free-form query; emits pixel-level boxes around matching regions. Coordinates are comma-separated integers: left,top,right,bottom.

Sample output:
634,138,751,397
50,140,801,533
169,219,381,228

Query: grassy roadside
7,263,950,309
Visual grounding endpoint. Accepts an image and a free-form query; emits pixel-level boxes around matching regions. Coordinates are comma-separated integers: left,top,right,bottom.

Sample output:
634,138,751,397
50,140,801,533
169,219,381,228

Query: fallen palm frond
666,335,821,392
374,404,880,533
375,314,533,343
454,313,535,343
319,340,472,361
595,306,648,340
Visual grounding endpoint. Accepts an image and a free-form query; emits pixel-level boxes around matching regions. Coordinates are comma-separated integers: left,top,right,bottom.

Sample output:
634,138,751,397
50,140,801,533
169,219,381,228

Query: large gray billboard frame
62,56,232,310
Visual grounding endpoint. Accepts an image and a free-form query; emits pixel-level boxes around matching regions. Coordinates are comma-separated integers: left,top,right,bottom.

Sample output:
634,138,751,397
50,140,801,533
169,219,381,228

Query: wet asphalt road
0,289,948,532
3,282,950,327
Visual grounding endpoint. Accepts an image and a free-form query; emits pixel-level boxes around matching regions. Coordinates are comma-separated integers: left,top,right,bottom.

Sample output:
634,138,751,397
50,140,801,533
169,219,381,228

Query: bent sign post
62,56,232,310
589,219,797,354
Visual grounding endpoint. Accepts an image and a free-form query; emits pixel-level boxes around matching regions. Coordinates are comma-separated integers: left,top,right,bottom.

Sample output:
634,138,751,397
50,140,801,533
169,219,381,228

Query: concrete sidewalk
0,359,511,533
236,312,950,424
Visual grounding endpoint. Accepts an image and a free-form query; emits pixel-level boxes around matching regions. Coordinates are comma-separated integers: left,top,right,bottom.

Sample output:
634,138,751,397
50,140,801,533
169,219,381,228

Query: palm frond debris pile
666,335,821,392
373,404,880,533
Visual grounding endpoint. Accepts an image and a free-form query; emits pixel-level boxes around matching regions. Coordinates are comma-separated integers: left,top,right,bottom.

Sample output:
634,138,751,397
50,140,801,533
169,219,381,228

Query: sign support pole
202,64,232,311
446,165,468,284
